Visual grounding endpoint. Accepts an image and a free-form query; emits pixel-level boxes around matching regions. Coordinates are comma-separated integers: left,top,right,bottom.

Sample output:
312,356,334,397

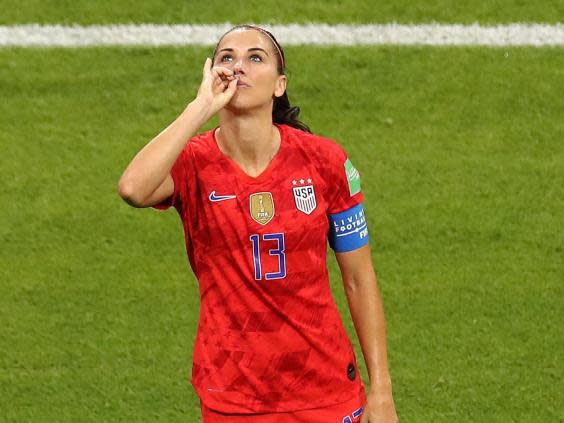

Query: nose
232,57,245,74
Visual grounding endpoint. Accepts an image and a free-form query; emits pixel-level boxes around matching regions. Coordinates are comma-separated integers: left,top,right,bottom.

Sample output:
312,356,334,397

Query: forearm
118,98,211,202
343,265,393,398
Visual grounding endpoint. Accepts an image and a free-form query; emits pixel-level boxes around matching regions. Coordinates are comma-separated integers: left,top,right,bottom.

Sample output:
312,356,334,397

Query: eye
219,53,263,63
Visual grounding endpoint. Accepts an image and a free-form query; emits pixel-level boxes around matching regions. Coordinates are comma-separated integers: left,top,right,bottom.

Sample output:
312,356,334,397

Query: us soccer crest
292,178,317,215
249,192,275,225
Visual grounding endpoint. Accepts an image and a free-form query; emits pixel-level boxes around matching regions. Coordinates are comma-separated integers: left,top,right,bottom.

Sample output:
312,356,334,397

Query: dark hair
212,24,311,133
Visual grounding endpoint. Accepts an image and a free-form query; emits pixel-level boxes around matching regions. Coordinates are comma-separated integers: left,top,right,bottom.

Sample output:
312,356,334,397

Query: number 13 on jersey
249,233,286,281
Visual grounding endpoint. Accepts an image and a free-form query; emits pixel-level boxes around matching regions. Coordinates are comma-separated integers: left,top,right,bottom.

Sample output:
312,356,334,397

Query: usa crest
292,179,317,215
249,192,275,225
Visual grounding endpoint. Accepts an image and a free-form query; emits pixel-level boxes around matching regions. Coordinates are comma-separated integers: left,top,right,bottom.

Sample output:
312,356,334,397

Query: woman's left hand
360,392,398,423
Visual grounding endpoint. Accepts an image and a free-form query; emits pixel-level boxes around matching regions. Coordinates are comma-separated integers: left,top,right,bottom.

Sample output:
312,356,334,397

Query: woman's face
213,29,287,111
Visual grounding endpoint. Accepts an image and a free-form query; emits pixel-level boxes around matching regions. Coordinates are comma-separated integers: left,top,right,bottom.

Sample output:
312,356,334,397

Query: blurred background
0,1,562,421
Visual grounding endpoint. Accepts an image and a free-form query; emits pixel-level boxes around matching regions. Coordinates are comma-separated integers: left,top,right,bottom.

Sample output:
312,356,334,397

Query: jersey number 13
249,233,286,280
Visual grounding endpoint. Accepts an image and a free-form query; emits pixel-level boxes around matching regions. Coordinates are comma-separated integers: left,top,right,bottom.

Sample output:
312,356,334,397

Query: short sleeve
152,143,191,212
326,145,364,214
326,145,369,252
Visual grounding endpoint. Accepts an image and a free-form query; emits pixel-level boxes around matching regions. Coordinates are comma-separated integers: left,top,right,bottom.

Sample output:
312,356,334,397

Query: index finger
212,66,234,77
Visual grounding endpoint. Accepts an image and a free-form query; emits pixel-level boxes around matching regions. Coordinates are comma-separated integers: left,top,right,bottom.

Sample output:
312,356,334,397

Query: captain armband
328,203,369,252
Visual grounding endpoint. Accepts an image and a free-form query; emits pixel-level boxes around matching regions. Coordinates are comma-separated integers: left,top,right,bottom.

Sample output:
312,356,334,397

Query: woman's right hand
196,57,238,119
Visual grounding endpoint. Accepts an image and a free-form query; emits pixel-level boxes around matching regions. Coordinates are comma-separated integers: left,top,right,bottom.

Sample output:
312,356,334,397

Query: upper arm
119,140,192,210
150,143,193,211
325,143,369,252
140,173,175,208
118,172,175,208
324,141,373,284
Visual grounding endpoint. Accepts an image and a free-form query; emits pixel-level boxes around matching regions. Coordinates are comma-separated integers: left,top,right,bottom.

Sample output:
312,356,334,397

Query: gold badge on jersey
249,192,275,225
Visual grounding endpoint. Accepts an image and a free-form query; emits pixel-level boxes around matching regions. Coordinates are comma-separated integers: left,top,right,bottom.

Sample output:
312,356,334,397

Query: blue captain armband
328,203,369,252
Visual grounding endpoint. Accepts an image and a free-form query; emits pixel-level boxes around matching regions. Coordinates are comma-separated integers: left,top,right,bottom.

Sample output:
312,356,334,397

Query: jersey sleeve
151,143,191,212
326,144,369,252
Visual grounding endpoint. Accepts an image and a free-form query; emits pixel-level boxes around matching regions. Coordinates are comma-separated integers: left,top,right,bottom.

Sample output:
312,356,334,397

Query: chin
225,95,271,114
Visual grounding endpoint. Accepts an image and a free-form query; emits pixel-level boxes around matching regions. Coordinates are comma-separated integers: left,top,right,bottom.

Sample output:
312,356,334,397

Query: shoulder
177,128,216,158
190,128,214,149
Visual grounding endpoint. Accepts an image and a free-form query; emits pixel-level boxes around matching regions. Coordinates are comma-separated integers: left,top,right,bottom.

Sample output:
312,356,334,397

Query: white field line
0,23,563,47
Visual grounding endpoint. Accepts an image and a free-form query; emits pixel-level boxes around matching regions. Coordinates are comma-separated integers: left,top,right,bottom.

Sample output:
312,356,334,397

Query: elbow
343,277,361,294
117,176,145,208
341,271,358,290
343,273,374,294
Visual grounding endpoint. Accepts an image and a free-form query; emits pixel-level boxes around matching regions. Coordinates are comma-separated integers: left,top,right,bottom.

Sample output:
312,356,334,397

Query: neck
216,108,280,176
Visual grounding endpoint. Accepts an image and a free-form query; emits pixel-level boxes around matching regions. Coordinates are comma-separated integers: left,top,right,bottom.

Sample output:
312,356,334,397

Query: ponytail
273,92,311,133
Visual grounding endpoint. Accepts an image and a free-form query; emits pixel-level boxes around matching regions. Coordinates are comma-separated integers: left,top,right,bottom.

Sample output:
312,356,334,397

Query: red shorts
200,394,365,423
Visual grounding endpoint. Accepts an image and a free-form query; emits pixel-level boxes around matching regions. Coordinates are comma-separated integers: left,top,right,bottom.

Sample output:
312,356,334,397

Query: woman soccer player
118,24,398,423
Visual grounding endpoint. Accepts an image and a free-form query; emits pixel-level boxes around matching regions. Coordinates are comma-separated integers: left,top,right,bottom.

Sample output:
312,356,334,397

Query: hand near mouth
196,57,239,119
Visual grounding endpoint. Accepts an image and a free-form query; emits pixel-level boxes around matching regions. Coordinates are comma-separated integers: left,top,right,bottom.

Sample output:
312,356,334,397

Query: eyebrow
217,47,269,56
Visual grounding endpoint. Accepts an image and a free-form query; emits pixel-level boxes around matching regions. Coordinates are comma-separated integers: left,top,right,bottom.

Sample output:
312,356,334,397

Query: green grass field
1,4,563,422
0,0,563,25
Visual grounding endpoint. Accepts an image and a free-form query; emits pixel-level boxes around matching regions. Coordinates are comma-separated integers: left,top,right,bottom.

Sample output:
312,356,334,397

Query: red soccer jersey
153,122,368,413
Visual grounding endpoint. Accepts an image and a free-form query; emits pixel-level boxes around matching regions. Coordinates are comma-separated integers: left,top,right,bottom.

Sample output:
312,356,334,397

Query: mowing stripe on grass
1,23,563,47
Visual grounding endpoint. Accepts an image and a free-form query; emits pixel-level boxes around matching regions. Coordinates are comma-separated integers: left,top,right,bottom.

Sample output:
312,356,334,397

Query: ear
274,74,287,98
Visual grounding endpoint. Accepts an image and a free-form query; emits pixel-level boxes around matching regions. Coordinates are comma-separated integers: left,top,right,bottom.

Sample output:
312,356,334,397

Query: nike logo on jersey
209,190,237,202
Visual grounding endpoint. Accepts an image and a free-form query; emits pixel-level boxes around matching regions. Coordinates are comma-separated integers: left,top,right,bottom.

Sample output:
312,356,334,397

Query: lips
234,75,250,87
